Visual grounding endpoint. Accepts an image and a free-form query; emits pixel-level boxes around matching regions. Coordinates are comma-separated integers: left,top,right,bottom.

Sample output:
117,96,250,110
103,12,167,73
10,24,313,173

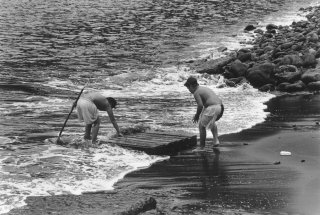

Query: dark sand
7,93,320,215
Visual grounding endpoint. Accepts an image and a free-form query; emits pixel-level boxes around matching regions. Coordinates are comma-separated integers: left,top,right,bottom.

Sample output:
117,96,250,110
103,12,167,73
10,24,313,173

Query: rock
222,71,235,79
244,24,256,31
301,69,320,84
225,79,236,87
284,80,306,92
307,31,319,43
247,62,276,88
259,84,275,92
276,82,291,91
254,29,264,35
266,24,278,31
217,46,228,52
274,69,302,84
315,49,320,58
301,53,317,67
193,56,235,74
119,197,157,215
228,76,247,85
280,42,294,50
307,81,320,90
279,55,303,67
229,60,248,77
237,52,252,62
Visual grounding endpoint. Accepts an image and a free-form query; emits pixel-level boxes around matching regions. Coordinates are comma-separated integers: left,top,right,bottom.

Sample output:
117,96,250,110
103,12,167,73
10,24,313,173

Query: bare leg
84,124,92,140
91,117,101,144
199,124,206,148
211,123,220,147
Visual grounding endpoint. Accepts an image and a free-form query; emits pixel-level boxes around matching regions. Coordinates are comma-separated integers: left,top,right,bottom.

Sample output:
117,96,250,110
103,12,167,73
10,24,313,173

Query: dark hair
106,97,117,109
184,76,198,87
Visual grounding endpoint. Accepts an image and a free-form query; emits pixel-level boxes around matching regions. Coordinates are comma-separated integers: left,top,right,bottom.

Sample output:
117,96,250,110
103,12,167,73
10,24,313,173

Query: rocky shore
189,5,320,93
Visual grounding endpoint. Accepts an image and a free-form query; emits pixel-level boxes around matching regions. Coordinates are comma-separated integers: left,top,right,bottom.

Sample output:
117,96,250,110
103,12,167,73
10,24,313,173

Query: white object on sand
280,151,292,156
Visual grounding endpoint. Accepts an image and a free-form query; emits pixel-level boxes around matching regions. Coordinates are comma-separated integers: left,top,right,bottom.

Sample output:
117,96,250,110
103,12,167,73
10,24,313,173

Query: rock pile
191,6,320,92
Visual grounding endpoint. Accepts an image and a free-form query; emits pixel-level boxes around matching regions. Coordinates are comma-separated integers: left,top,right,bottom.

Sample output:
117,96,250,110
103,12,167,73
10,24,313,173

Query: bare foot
192,147,206,152
213,142,220,147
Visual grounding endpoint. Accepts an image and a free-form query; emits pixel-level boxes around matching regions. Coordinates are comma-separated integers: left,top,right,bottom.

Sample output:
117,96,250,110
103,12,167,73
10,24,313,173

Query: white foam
0,143,168,214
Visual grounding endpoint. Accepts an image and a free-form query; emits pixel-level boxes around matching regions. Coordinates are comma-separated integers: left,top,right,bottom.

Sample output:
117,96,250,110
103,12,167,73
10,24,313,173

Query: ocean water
0,0,319,213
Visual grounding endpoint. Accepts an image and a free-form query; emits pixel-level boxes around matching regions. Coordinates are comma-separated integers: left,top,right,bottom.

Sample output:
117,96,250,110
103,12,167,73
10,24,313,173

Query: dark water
1,0,290,80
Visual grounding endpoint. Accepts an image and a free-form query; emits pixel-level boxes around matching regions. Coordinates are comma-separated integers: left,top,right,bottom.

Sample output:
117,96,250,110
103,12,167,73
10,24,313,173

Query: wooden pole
56,86,85,144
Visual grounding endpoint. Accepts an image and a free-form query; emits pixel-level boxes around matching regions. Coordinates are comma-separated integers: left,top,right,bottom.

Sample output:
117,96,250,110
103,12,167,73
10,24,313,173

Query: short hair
184,76,198,87
106,97,117,109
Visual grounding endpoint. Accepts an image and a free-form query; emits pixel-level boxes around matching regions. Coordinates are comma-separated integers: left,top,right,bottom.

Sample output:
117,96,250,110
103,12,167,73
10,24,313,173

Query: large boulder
228,60,248,77
301,69,320,84
284,81,306,92
193,56,235,74
301,53,317,68
247,62,276,88
274,65,302,83
278,55,303,67
307,81,320,90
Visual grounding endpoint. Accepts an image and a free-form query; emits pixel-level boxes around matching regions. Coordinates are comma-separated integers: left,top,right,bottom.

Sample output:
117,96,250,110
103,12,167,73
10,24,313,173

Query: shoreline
6,92,320,215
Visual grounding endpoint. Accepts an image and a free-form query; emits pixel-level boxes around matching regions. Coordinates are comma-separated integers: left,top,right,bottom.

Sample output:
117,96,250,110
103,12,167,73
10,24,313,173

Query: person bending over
184,77,224,150
76,91,122,145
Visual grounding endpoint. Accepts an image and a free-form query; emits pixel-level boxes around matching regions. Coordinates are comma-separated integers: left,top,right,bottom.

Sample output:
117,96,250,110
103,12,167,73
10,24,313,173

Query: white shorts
199,104,222,129
76,98,99,125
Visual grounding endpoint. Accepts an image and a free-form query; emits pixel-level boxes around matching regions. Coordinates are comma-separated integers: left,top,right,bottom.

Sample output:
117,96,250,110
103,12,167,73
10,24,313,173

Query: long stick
57,86,85,141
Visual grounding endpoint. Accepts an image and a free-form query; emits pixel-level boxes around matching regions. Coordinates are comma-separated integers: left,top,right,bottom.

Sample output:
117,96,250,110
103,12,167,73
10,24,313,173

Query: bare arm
105,104,121,136
193,92,203,123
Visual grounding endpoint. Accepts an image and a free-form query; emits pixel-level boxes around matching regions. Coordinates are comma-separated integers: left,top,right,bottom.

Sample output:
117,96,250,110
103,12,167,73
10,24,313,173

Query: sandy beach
6,93,320,215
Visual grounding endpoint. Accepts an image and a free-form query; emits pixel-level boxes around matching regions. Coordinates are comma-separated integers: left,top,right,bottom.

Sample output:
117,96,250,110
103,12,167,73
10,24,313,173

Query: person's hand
117,132,124,137
193,115,199,123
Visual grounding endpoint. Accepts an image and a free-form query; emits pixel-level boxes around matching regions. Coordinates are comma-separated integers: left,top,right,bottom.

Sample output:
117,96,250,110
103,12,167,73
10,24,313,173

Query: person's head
106,97,117,109
184,76,199,93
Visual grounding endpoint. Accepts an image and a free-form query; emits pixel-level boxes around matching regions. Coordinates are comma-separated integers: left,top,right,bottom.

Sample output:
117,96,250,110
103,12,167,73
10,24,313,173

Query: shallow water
0,0,319,213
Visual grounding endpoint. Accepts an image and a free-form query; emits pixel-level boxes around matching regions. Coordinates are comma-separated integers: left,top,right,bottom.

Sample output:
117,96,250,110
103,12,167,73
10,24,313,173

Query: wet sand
6,93,320,215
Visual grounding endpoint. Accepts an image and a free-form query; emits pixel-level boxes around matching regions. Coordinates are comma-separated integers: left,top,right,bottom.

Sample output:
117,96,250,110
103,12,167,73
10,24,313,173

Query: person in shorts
184,77,224,151
76,91,122,145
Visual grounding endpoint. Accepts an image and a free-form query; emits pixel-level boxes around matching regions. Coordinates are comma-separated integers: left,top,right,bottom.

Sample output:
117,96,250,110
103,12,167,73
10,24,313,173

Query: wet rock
119,197,157,215
237,52,252,62
278,55,303,67
254,29,264,35
306,31,319,43
301,53,317,68
266,24,278,31
244,24,256,31
193,56,235,74
301,68,320,84
284,81,306,92
259,84,275,92
228,60,248,77
247,62,276,88
228,76,247,85
217,46,228,52
274,68,302,84
276,82,291,91
307,81,320,90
